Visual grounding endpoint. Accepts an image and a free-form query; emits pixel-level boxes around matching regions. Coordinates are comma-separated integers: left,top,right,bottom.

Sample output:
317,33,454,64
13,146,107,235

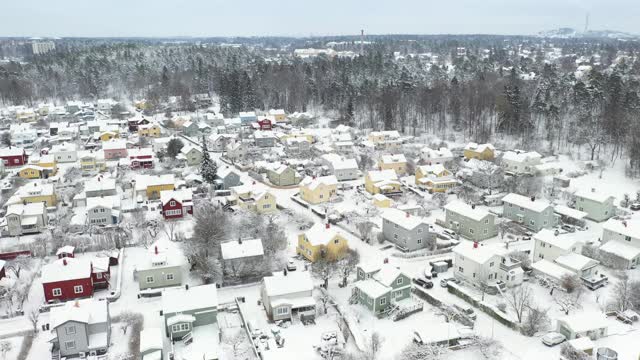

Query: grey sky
1,0,637,37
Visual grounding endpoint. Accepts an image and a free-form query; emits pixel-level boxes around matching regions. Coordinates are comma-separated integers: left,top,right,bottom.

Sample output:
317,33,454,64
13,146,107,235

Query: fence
0,250,31,260
447,283,520,331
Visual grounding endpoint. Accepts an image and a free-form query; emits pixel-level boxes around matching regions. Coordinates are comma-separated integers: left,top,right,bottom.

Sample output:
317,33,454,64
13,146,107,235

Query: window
469,228,474,234
165,209,182,216
96,273,102,279
380,297,387,305
13,159,19,164
146,276,154,283
530,220,535,226
170,201,176,206
417,238,422,244
276,306,289,315
74,285,83,294
489,262,494,267
65,325,76,335
334,239,339,244
319,194,324,199
100,208,105,213
417,228,423,234
483,229,488,234
458,266,464,273
64,341,76,350
166,273,174,281
625,236,631,242
394,224,399,229
396,277,403,285
52,288,62,296
263,204,270,209
171,323,190,332
393,234,398,240
484,219,489,224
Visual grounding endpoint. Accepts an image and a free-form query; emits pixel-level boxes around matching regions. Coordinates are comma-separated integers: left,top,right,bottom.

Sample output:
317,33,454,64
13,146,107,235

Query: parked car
630,203,640,211
442,229,458,239
413,278,433,289
286,260,297,271
561,224,576,233
453,304,477,320
541,332,566,346
439,278,458,287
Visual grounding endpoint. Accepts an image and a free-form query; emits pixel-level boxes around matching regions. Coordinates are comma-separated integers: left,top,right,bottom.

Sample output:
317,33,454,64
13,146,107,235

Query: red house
128,117,150,132
160,189,194,219
56,245,75,259
257,118,272,131
0,147,28,167
128,148,155,169
41,258,94,303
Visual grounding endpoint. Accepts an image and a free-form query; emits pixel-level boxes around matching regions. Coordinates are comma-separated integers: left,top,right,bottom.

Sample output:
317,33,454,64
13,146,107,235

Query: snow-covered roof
381,208,429,230
421,147,453,159
41,258,91,283
599,240,640,260
558,312,608,333
166,314,196,327
85,176,116,193
367,169,398,183
221,239,264,260
358,261,382,274
135,174,175,191
502,150,541,163
502,193,552,213
239,111,256,118
304,223,345,246
160,189,193,206
102,139,127,150
300,175,338,191
50,298,108,329
162,283,218,314
534,229,579,251
56,246,75,255
86,195,121,210
380,154,407,164
0,147,25,157
372,266,406,287
453,241,500,264
531,259,573,280
464,142,494,153
140,328,163,354
418,164,448,175
128,147,155,158
139,240,183,270
444,201,490,222
554,205,587,220
269,109,286,116
602,218,640,239
373,194,389,202
263,271,313,298
555,253,598,272
50,142,77,153
575,188,614,204
370,130,400,138
355,279,390,298
6,202,45,217
321,153,358,170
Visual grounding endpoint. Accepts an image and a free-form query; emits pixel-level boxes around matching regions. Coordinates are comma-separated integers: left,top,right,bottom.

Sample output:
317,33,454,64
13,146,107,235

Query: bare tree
6,256,31,279
337,249,360,287
560,274,582,293
508,251,531,270
28,308,39,333
560,342,590,360
118,311,143,335
182,203,228,283
311,257,337,290
610,273,633,312
521,305,550,336
355,220,376,243
473,336,503,359
364,332,384,360
162,220,179,242
504,285,533,323
222,329,251,359
0,340,12,360
554,293,582,316
398,341,449,360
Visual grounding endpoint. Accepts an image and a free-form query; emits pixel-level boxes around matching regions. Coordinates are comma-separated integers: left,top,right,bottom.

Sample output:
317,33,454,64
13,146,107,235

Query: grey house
161,284,218,340
215,166,241,190
84,177,117,198
136,242,183,290
178,145,203,166
352,266,412,316
267,164,300,186
381,208,436,251
574,188,615,222
444,201,498,241
50,299,110,358
86,196,121,226
254,131,277,148
502,193,558,231
261,271,315,322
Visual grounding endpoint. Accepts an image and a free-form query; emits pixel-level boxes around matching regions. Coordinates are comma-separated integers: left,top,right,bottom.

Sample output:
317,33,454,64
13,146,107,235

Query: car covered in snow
541,332,566,346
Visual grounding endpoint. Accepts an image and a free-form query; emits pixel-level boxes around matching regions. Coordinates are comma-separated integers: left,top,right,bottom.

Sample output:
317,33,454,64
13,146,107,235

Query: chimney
473,242,478,249
591,188,595,193
63,258,67,266
406,212,410,218
530,196,535,202
471,204,476,209
325,223,330,229
622,221,627,227
154,246,158,255
283,269,287,276
185,284,189,290
238,237,243,244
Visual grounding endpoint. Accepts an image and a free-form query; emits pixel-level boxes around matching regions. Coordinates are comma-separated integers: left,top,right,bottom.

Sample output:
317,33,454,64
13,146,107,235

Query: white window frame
52,288,62,296
396,277,403,285
64,340,76,350
166,273,174,281
146,276,154,283
73,285,83,294
65,325,76,335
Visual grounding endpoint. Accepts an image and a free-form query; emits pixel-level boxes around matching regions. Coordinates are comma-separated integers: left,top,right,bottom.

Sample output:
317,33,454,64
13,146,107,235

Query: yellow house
138,123,162,138
79,153,106,173
18,165,46,179
269,109,287,122
415,164,458,193
98,131,119,142
281,132,315,144
36,154,58,175
367,131,402,150
297,223,349,263
135,174,175,200
379,154,407,175
463,142,495,161
364,169,402,195
134,99,148,111
13,182,57,206
299,175,338,204
231,185,277,214
372,193,392,208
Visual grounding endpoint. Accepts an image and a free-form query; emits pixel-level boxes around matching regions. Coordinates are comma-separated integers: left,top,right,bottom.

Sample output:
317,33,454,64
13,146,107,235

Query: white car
541,332,566,346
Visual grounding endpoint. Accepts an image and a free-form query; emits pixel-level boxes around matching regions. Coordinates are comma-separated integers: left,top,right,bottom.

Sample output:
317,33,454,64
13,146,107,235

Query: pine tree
200,136,217,184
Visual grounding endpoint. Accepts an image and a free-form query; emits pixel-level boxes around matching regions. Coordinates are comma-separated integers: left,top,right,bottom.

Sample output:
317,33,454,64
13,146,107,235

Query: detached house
102,139,128,160
138,123,162,138
177,145,203,166
574,188,615,222
599,218,640,269
160,189,194,219
364,169,402,195
12,181,57,207
463,142,495,161
254,130,277,148
267,164,301,186
214,166,241,190
420,147,454,165
453,241,524,288
261,271,315,322
379,154,407,175
0,147,28,167
415,164,458,193
367,131,401,150
501,150,542,175
268,109,287,122
297,223,349,262
86,196,121,225
5,202,48,236
502,193,557,231
41,257,94,303
136,241,183,291
381,208,436,251
533,229,582,262
127,148,155,169
230,185,277,214
353,265,412,316
50,142,78,163
49,299,111,358
299,175,338,204
135,174,175,200
443,201,498,241
78,151,106,173
320,153,359,181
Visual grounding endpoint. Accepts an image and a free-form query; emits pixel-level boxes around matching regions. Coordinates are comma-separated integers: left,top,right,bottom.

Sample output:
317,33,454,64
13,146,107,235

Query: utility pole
360,29,364,56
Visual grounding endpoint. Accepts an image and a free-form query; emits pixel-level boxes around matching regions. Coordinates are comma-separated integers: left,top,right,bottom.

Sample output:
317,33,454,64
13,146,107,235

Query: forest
1,35,640,174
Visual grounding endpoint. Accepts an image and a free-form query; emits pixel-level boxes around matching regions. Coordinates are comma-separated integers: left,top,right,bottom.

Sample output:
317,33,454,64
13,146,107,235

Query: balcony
499,258,522,272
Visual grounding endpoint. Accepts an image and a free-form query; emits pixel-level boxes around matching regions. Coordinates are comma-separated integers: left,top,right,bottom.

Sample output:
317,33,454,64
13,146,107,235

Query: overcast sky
1,0,638,38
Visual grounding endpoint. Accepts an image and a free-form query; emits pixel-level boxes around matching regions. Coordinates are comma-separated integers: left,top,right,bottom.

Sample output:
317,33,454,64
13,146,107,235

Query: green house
353,279,391,315
352,265,412,315
161,284,218,340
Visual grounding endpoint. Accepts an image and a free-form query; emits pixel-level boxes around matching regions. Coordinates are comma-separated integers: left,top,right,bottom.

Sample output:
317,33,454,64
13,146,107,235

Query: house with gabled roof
443,201,497,241
574,188,616,222
297,222,349,262
136,241,183,290
5,202,47,236
379,154,407,175
502,193,558,231
177,145,203,166
599,218,640,269
299,175,338,204
41,257,94,303
267,164,300,186
453,241,524,288
420,146,454,164
352,265,412,316
463,142,495,161
160,189,193,219
230,185,277,214
415,164,458,193
364,169,402,195
261,271,315,321
49,298,111,358
501,150,542,175
381,208,435,251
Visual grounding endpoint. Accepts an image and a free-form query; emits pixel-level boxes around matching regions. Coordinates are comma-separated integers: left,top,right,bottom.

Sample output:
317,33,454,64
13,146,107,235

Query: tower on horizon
584,12,590,34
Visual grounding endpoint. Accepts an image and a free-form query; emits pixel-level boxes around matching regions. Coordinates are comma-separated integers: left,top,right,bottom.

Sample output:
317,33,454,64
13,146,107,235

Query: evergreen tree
200,136,217,184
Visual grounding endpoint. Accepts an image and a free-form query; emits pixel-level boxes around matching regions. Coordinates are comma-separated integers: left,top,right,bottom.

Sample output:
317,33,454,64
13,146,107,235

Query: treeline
1,37,640,173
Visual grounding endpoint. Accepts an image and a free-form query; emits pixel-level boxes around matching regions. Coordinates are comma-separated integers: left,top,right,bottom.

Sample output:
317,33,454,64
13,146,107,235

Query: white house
320,153,359,181
532,229,582,262
420,147,454,164
599,218,640,269
556,312,608,340
501,150,542,175
452,241,523,288
261,271,315,322
574,188,616,222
